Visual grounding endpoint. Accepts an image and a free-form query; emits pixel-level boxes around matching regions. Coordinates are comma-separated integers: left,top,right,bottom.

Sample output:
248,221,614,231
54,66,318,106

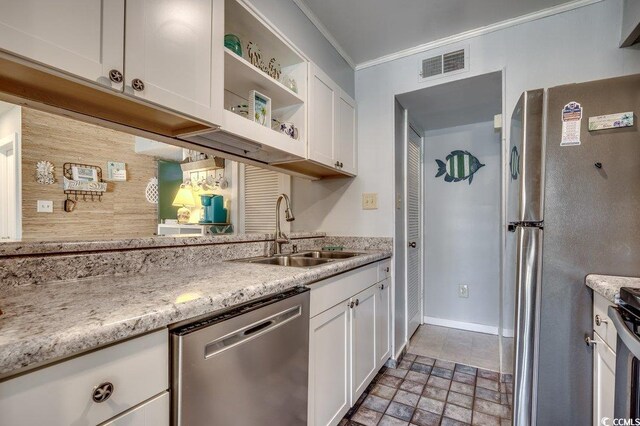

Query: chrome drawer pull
92,382,114,403
585,336,598,346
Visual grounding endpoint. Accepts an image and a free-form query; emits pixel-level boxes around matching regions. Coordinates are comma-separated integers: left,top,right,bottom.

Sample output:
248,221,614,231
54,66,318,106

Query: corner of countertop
586,274,640,303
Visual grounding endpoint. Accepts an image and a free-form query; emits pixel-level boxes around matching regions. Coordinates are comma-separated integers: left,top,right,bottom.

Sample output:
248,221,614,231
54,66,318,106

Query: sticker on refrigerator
588,112,634,131
560,101,582,146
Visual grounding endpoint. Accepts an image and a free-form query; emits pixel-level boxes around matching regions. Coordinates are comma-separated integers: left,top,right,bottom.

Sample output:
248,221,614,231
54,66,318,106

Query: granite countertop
0,250,391,378
586,274,640,303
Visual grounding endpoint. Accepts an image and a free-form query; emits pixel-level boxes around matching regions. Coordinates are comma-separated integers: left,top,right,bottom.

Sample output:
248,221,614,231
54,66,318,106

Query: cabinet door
124,0,223,124
593,333,615,426
0,0,124,91
335,91,357,175
351,285,377,403
309,301,351,426
308,63,337,168
375,278,391,368
102,392,169,426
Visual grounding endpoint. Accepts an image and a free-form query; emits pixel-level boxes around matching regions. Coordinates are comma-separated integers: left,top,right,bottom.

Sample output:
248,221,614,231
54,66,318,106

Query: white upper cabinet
308,63,357,176
0,0,125,91
125,0,223,124
336,91,357,175
309,64,337,168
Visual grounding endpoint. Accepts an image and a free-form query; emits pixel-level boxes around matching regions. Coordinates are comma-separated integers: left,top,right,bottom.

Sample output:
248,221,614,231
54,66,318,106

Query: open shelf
224,49,303,108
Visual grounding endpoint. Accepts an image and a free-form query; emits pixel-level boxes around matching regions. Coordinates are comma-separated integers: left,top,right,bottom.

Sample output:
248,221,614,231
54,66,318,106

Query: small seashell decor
35,160,55,185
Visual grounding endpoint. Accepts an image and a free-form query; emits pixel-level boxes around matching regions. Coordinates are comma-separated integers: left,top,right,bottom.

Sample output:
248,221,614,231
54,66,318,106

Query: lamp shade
172,185,196,207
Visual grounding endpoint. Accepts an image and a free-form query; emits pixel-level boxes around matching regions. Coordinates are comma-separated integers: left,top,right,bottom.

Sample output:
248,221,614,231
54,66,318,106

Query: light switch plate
37,200,53,213
458,284,469,298
362,193,378,210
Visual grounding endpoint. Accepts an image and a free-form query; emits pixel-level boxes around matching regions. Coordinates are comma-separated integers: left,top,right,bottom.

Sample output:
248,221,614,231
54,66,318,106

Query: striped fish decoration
435,150,485,184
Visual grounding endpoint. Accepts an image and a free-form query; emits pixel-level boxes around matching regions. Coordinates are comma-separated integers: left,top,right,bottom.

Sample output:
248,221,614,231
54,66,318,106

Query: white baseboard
423,316,499,335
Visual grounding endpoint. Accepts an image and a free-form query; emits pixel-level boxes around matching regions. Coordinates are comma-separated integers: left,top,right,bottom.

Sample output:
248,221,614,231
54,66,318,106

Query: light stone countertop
586,274,640,303
0,250,391,378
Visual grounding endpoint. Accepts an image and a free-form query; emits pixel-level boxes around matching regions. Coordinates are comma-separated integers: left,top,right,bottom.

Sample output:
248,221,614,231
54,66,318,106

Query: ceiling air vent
420,47,468,81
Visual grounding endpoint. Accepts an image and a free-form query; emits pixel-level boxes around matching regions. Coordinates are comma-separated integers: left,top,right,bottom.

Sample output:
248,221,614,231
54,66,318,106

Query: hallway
407,325,508,372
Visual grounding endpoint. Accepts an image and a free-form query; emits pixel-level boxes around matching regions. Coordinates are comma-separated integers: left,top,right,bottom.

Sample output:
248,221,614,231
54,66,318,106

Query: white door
308,64,337,168
0,134,19,242
124,0,222,124
375,278,391,368
335,91,356,175
593,333,615,426
0,0,124,91
406,125,423,338
309,302,351,426
351,285,377,403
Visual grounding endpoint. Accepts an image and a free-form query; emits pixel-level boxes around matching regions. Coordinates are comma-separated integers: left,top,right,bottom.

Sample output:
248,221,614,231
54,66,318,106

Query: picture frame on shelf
71,165,99,182
248,90,271,127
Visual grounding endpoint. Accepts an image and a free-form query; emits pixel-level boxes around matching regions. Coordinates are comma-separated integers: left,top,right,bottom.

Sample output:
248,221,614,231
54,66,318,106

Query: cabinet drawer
378,260,391,282
310,263,378,317
0,330,168,426
594,293,617,351
101,391,169,426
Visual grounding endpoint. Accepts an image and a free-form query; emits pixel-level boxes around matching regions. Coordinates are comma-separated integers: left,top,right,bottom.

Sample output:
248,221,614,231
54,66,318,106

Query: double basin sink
235,250,362,268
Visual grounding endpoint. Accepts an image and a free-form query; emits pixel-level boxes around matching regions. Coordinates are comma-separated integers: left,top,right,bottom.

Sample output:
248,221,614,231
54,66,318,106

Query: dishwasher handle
205,305,302,358
609,305,640,359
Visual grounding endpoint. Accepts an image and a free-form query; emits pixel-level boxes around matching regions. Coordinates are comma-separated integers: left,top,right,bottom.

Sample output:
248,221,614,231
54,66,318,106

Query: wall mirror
0,100,291,244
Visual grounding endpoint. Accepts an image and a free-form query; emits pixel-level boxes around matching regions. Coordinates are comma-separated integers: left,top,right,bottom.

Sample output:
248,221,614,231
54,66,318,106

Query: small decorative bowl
224,34,242,57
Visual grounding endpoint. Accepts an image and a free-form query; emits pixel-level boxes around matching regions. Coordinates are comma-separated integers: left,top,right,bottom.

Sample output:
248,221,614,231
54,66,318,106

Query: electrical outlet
458,284,469,298
362,193,378,210
37,200,53,213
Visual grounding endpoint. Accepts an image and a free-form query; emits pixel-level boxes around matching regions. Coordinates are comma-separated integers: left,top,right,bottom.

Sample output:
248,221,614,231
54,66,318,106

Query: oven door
609,306,640,419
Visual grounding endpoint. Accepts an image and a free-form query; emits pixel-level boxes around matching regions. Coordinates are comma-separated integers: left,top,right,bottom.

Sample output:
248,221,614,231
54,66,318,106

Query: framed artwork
71,165,99,182
248,90,271,127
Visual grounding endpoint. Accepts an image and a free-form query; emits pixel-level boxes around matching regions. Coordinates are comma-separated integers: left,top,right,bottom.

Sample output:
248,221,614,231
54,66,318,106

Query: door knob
131,78,145,91
409,242,416,248
108,69,123,83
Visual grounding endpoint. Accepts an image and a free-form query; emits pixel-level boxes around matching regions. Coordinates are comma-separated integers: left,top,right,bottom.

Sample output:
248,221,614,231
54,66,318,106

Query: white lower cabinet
351,285,377,401
308,262,392,426
0,330,169,426
592,293,617,426
593,332,615,426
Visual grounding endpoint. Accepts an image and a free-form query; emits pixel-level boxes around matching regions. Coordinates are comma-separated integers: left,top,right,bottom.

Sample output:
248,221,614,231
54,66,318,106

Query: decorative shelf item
224,34,243,57
248,90,271,127
63,163,107,201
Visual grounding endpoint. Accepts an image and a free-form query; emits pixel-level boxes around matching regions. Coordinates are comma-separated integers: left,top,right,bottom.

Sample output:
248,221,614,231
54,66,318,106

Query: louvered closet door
406,126,423,339
242,165,289,234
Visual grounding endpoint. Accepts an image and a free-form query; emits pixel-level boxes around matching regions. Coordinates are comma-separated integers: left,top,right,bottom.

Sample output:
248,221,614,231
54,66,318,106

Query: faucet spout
274,194,295,255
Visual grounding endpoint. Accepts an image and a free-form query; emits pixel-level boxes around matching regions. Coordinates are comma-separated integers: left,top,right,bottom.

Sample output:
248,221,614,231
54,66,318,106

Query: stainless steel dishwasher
170,287,309,426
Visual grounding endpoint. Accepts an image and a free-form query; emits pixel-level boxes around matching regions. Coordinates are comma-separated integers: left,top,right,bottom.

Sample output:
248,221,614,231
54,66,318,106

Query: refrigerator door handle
513,226,543,426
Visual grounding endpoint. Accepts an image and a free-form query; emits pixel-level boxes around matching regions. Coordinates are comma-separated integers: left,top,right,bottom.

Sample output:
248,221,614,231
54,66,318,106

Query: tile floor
407,325,509,372
340,354,513,426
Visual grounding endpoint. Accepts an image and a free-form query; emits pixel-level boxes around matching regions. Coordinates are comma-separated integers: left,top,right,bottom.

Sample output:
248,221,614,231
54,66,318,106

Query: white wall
423,121,501,330
248,0,354,96
293,0,640,238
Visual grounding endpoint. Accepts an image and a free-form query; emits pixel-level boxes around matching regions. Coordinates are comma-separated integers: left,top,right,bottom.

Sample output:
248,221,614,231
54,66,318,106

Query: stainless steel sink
247,256,332,268
233,250,362,268
293,250,361,259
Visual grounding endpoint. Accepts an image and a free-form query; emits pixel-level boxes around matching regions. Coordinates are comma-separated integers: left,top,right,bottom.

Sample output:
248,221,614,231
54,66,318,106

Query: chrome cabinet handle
108,69,123,83
92,382,114,403
385,266,390,273
339,162,343,168
131,78,145,92
355,299,359,306
349,301,355,309
585,335,598,346
335,161,339,168
380,283,385,290
408,242,416,248
595,314,608,326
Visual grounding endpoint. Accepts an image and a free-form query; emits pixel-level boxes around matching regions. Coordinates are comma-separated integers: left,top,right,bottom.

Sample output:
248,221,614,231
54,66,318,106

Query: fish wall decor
435,150,485,184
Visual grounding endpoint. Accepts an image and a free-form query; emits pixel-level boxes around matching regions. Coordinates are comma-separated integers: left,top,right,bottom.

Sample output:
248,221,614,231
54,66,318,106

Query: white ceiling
396,71,502,131
299,0,578,66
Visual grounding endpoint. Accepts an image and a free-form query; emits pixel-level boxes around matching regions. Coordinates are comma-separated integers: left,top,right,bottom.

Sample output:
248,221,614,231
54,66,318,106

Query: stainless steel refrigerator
508,74,640,425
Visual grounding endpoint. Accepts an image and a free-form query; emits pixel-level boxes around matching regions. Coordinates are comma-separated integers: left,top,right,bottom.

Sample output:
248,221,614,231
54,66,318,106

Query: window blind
242,165,288,234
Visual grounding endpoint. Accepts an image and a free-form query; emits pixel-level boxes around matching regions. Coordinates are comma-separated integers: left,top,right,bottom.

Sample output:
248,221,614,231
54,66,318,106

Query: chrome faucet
274,193,295,255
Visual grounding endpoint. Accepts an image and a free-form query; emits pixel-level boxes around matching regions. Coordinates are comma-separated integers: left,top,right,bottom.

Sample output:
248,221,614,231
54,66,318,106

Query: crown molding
292,0,356,69
355,0,603,71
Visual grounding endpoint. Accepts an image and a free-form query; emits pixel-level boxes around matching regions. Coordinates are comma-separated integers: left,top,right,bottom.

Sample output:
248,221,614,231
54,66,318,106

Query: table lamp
172,184,196,224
